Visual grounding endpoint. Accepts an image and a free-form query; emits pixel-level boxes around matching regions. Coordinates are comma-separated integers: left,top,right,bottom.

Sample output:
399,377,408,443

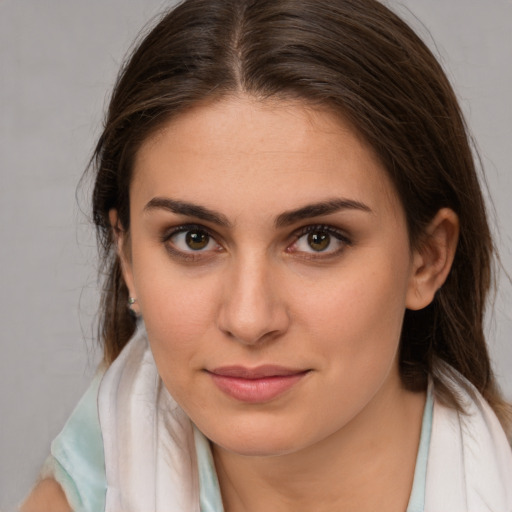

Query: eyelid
162,223,208,240
294,223,350,238
161,222,224,242
293,224,351,243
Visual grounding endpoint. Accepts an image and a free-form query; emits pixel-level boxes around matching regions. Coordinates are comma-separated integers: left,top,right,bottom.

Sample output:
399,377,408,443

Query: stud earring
127,297,140,317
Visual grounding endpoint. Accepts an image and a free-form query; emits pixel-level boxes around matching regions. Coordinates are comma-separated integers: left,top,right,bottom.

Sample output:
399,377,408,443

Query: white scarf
98,325,512,512
425,370,512,511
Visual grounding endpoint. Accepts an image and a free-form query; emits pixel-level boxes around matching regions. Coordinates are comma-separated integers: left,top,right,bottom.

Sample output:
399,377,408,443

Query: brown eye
307,231,331,251
288,225,350,258
164,225,223,261
185,230,210,250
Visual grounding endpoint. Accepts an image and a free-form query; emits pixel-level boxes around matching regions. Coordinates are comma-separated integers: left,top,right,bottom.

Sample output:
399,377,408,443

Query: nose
217,255,290,346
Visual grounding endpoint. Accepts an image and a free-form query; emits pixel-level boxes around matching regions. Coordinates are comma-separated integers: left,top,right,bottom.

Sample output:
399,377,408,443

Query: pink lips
207,365,309,403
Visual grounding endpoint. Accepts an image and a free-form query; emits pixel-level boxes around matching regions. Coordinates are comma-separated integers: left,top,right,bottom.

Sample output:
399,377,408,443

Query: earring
127,297,140,318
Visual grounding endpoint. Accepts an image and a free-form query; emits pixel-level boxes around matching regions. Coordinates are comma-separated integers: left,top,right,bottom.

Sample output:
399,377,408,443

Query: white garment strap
425,374,512,511
98,325,200,512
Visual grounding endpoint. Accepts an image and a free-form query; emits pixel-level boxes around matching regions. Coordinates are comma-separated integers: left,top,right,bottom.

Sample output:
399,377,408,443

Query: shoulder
20,479,72,512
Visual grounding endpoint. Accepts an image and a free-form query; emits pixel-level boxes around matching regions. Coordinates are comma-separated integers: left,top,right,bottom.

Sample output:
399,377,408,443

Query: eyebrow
144,197,231,227
144,196,372,228
275,198,372,227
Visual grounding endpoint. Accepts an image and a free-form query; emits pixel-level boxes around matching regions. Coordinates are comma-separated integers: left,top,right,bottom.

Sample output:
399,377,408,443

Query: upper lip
208,365,309,379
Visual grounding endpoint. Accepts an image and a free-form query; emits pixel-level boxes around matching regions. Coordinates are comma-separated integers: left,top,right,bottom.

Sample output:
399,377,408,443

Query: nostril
217,300,290,346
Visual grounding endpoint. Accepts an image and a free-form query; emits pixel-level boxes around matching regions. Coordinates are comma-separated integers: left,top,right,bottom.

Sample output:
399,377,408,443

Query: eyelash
161,223,352,262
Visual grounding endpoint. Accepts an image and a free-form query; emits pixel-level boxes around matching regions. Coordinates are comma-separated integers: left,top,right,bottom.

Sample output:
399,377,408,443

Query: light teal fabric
45,368,106,512
47,372,432,512
194,427,225,512
406,384,434,512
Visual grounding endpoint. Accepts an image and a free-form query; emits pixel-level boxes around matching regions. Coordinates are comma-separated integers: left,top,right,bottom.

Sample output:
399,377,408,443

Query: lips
207,365,310,403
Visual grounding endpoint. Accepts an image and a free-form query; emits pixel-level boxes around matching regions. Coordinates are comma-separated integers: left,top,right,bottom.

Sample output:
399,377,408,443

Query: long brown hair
90,0,510,431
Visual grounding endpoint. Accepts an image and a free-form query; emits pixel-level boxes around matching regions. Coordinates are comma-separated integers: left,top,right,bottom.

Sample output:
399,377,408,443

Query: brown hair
91,0,510,431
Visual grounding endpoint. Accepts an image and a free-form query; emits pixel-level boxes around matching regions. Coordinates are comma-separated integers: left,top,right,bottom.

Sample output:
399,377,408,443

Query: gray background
1,0,511,509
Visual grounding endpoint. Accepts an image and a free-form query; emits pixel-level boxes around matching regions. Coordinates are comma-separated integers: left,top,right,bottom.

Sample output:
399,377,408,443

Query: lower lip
209,372,308,403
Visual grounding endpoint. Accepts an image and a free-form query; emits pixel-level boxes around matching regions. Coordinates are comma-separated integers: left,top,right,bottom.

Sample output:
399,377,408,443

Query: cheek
293,254,410,366
287,260,410,435
130,248,220,371
138,277,218,409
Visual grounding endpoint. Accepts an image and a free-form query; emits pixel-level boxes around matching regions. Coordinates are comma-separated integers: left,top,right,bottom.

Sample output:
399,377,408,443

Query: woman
22,0,512,510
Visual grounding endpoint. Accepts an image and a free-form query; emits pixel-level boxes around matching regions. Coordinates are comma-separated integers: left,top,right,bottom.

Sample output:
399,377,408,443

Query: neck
212,381,426,512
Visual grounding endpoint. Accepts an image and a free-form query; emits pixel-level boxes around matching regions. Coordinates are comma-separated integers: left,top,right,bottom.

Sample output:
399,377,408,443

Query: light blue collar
194,427,225,512
406,382,434,512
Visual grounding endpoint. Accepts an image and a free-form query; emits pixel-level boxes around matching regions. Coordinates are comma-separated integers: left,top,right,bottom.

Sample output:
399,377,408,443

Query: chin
205,419,314,458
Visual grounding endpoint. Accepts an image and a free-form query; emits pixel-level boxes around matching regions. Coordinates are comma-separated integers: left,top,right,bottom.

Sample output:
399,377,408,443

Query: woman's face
121,95,422,456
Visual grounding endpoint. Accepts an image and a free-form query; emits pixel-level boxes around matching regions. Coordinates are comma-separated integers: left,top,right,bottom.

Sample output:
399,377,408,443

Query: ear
406,208,459,311
109,209,139,314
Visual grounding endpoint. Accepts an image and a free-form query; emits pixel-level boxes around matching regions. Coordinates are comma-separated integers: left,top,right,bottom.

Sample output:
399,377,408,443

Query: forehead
131,95,401,220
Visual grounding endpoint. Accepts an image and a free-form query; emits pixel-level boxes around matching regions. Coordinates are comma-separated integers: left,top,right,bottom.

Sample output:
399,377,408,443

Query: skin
23,95,459,511
19,479,71,512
